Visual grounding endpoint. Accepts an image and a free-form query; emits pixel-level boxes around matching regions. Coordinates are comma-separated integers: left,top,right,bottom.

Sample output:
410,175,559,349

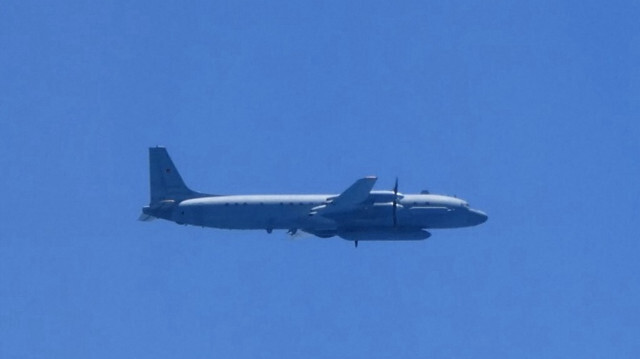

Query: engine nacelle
367,190,403,203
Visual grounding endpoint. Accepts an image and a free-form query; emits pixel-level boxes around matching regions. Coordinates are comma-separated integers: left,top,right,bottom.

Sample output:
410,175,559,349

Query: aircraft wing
330,176,377,206
310,176,377,217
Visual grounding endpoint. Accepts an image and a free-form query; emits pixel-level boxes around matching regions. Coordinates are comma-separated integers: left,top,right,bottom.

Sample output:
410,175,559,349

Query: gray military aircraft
140,147,487,246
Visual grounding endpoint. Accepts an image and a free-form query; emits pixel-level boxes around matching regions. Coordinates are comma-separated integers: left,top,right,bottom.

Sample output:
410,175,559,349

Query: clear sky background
1,1,639,358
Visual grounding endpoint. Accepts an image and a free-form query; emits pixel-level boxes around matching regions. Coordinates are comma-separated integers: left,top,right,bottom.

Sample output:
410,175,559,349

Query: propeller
392,177,399,226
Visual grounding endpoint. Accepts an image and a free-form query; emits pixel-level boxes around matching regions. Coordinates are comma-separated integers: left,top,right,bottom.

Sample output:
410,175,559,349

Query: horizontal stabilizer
138,213,156,222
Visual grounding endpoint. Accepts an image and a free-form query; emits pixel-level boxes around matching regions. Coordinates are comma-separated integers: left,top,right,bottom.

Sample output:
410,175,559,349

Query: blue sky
1,1,639,357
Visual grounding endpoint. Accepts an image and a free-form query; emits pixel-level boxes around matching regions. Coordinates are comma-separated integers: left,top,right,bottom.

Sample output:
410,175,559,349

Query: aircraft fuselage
143,193,487,239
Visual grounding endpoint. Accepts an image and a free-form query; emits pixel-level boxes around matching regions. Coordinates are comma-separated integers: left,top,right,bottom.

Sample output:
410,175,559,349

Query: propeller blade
392,177,398,226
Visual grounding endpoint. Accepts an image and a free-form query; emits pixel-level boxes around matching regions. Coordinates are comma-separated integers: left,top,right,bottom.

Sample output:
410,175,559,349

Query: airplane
140,147,488,247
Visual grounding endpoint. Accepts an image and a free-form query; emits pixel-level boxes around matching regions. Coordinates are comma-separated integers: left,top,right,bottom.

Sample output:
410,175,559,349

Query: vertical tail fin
148,147,209,204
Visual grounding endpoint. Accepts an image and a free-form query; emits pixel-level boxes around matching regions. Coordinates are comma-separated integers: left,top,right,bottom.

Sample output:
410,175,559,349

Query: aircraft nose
468,209,488,225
